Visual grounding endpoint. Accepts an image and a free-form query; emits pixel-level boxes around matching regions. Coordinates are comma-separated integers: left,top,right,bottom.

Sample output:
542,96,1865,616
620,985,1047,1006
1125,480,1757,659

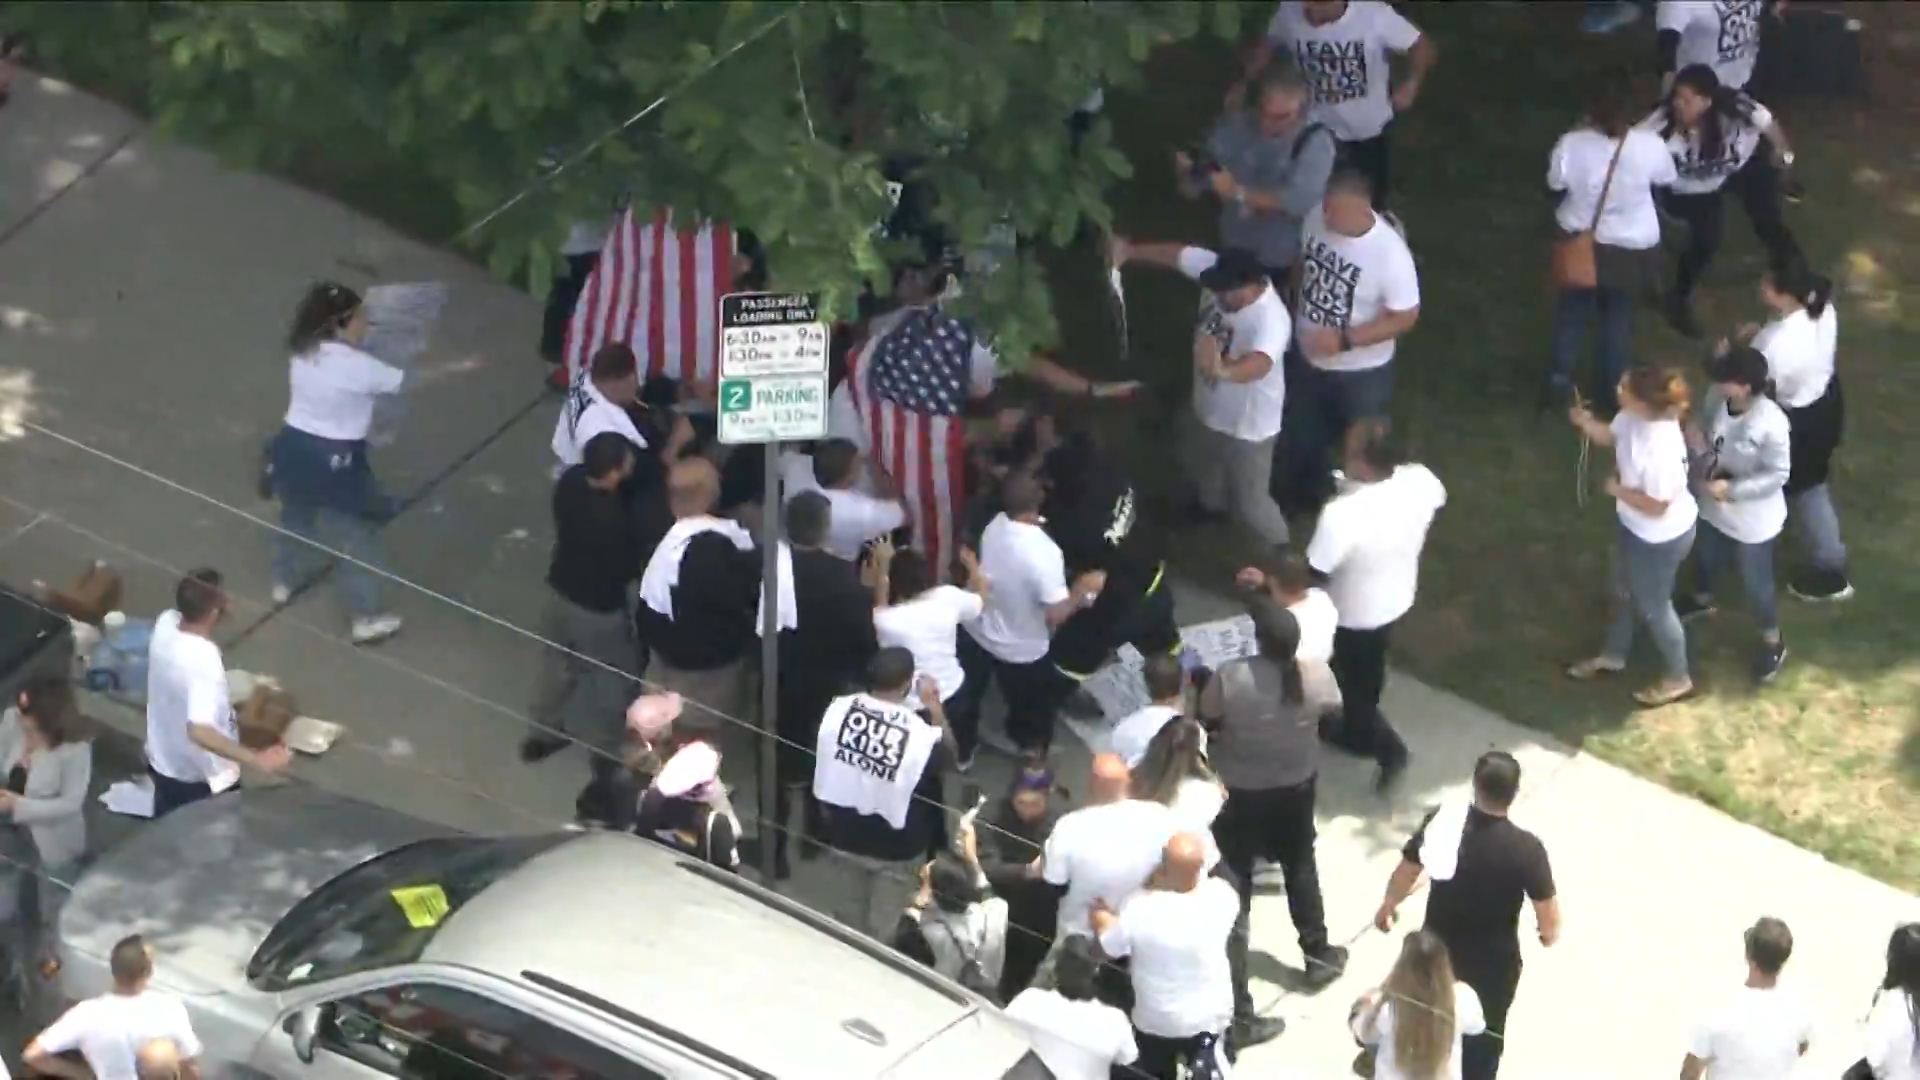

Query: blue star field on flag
870,306,974,418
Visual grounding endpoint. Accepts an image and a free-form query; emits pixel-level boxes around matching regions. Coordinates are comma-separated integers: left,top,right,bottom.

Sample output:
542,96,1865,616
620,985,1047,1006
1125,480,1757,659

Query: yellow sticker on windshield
389,885,450,929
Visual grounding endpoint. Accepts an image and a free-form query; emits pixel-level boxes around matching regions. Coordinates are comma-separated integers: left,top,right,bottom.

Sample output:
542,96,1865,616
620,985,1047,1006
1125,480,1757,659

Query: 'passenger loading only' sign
718,291,829,445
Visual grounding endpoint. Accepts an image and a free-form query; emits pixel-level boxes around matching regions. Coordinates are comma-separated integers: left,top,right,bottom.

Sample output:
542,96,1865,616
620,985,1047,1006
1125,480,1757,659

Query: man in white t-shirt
1108,654,1189,769
1291,169,1420,511
1041,755,1178,944
1091,832,1239,1078
1308,421,1445,792
958,474,1105,760
783,438,908,561
1235,549,1338,664
1005,936,1139,1080
1108,240,1294,547
552,341,646,475
1658,0,1768,92
1681,917,1814,1080
1248,0,1437,210
144,570,290,818
24,935,202,1080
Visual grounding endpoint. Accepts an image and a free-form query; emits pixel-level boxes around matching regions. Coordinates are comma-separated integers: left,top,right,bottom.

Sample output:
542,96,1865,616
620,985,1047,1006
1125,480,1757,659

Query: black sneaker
1754,640,1788,684
1788,568,1854,603
1231,1013,1287,1053
518,734,569,763
1664,290,1703,339
1673,593,1716,623
1374,756,1409,796
1302,944,1350,989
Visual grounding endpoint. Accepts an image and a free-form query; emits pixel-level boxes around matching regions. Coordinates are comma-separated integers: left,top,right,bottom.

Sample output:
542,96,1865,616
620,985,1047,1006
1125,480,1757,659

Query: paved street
1,70,1916,1077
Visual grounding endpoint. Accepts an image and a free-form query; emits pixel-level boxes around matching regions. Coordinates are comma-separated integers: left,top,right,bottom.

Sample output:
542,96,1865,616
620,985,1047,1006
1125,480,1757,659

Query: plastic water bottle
84,611,152,703
83,612,126,693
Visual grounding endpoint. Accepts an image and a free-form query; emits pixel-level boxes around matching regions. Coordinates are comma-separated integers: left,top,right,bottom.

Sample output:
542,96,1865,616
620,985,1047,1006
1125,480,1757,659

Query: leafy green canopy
11,1,1251,360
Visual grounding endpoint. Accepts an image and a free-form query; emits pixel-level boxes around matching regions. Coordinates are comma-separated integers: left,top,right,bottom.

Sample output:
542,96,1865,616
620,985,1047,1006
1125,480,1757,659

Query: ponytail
287,281,363,356
1768,253,1834,319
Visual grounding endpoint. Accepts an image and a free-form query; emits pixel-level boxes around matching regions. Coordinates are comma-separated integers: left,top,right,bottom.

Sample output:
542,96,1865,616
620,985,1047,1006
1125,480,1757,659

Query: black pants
1450,949,1523,1080
1133,1029,1228,1080
955,632,1069,756
1214,778,1328,1015
1337,130,1392,209
149,767,215,819
1664,149,1799,301
1047,564,1179,679
1327,623,1408,770
539,252,600,362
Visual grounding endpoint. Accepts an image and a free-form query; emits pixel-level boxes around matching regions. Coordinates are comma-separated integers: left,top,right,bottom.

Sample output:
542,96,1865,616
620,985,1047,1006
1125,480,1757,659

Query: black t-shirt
635,532,761,670
546,467,641,614
1043,453,1165,589
778,549,879,704
1406,806,1555,965
633,789,740,871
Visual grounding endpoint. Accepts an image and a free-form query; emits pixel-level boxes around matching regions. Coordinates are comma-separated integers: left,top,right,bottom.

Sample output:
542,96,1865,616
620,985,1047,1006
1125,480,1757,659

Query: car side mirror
285,1008,322,1064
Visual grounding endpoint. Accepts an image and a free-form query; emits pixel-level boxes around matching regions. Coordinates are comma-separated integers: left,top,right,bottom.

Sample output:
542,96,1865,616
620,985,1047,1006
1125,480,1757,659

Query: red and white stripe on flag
846,328,967,579
563,208,735,386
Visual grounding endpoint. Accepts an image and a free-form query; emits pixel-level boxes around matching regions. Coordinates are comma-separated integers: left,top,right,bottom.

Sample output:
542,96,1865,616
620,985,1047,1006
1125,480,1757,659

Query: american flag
562,208,735,386
847,305,974,578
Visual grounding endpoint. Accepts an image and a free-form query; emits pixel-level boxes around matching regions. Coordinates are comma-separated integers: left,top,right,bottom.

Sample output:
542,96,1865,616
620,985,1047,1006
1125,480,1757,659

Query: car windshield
248,834,571,990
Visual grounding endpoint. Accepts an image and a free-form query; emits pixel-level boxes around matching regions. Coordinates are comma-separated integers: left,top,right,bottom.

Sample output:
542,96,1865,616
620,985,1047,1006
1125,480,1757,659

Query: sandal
1564,657,1626,680
1633,681,1695,708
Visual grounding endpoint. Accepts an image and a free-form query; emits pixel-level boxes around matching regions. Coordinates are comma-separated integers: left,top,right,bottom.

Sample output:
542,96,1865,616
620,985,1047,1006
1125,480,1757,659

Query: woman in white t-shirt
1131,717,1227,872
1351,930,1486,1080
1546,82,1678,409
1861,924,1920,1080
1006,935,1138,1080
1676,345,1791,683
266,283,407,645
1567,366,1700,706
1747,255,1852,603
872,546,987,751
1653,64,1800,337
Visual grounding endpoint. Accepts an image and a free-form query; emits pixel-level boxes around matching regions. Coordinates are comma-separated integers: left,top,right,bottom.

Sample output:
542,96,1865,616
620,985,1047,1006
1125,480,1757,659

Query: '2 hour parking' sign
717,291,829,445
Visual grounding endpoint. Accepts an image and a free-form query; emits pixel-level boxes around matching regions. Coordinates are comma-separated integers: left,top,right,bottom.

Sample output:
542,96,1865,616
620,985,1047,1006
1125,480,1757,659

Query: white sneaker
350,613,404,645
270,584,292,605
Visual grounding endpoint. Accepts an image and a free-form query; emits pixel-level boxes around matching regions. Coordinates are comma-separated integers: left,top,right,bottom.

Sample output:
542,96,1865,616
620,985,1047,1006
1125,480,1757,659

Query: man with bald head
134,1039,182,1080
1091,831,1241,1079
635,454,761,741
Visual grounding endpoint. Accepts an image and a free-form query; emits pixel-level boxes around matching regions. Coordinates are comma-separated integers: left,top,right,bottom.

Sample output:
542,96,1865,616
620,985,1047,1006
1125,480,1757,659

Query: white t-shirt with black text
1004,988,1138,1080
812,693,940,831
875,586,985,703
1659,0,1765,91
1042,799,1179,938
1097,878,1239,1039
1307,464,1446,631
284,341,405,442
1752,306,1838,410
1549,128,1677,250
552,379,647,474
32,990,204,1080
1611,412,1699,543
1357,981,1486,1080
1645,97,1774,196
782,452,908,561
1297,204,1420,372
966,514,1070,665
1177,247,1291,443
1266,1,1424,143
1688,985,1815,1080
144,610,240,793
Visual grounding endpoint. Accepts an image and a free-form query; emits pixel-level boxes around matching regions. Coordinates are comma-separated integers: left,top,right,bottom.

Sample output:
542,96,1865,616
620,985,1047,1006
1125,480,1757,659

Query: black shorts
1046,562,1179,678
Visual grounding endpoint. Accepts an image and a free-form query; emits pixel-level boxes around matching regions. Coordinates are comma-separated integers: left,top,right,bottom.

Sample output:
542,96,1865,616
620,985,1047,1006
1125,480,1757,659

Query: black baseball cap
1196,247,1270,293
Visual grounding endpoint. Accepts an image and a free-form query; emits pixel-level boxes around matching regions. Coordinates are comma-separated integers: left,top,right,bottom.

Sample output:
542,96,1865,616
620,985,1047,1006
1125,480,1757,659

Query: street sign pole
718,291,829,890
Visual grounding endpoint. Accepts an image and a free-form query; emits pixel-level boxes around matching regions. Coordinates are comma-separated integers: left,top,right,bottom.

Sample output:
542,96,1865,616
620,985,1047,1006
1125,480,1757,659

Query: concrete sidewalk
1,71,1914,1078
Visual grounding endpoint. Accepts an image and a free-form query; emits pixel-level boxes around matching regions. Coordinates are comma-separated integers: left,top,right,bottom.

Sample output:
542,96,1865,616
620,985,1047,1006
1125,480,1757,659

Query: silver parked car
48,786,1053,1079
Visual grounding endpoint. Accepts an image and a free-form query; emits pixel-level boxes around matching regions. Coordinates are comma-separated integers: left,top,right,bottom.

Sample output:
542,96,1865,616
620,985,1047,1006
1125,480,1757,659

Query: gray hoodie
1693,388,1792,543
1200,111,1339,271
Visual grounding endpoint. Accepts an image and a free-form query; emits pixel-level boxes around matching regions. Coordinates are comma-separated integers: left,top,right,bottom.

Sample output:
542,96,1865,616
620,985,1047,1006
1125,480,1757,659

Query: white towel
639,516,753,617
755,542,800,636
1422,800,1473,883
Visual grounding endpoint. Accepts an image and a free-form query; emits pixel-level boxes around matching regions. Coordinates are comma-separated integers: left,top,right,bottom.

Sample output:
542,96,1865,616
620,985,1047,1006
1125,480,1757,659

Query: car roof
421,831,1026,1079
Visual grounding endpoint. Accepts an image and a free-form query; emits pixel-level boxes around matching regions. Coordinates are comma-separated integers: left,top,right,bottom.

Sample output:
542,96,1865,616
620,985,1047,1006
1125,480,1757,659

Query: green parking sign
719,379,752,413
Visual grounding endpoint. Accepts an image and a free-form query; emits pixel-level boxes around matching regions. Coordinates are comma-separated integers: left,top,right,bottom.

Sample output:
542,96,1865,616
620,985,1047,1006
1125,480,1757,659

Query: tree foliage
10,0,1253,359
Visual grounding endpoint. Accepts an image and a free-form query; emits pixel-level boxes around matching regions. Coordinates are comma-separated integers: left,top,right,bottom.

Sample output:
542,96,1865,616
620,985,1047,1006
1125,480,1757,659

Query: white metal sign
718,291,829,445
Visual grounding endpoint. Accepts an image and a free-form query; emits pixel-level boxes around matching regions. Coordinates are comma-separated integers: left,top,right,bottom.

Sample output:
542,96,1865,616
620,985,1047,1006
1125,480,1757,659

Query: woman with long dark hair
1545,79,1677,409
1676,344,1791,682
1861,923,1920,1080
978,764,1061,1001
1747,254,1852,602
1653,64,1801,338
0,677,91,987
268,282,407,644
1350,930,1486,1080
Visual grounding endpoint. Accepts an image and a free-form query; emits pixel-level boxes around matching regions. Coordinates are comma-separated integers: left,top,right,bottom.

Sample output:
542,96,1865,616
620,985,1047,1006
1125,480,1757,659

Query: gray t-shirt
1205,112,1339,271
1204,654,1341,791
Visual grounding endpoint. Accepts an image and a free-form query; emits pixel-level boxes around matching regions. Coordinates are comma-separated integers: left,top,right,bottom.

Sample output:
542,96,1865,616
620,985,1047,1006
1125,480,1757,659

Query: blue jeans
1602,521,1696,681
1551,287,1633,407
1689,521,1779,634
273,502,385,617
